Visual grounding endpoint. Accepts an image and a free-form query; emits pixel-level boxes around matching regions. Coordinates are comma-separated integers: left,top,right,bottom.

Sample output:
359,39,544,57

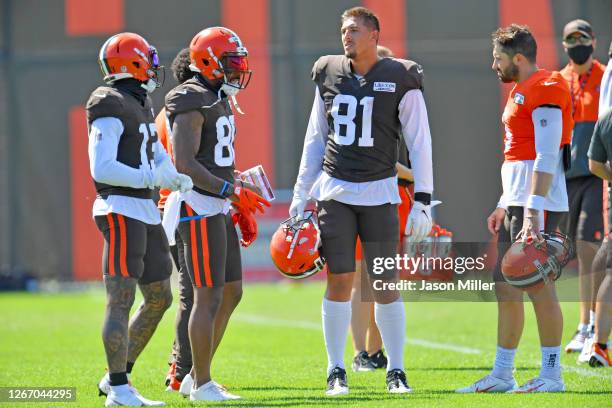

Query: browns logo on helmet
189,27,252,96
270,211,325,279
98,32,163,92
501,231,574,290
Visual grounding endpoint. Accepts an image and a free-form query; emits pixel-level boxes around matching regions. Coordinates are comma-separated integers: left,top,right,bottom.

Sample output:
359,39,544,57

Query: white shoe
325,367,349,396
98,373,164,406
565,330,587,353
455,374,518,393
190,381,241,401
98,373,112,396
104,386,144,407
578,337,594,364
509,377,565,393
178,373,193,398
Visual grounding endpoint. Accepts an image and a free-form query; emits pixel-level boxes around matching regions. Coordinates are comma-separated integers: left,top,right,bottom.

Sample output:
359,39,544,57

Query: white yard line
235,313,612,379
235,314,482,354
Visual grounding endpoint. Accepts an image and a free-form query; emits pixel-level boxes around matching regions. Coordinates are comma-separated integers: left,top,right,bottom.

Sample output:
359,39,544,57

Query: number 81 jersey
313,55,423,182
165,76,236,199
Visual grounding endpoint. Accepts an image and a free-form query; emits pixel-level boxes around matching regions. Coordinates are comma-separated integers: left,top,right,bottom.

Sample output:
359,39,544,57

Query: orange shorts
355,185,413,261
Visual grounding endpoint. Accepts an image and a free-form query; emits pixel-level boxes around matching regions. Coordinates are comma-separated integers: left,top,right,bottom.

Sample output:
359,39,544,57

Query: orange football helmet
501,231,573,290
270,211,325,279
98,32,163,89
189,27,252,93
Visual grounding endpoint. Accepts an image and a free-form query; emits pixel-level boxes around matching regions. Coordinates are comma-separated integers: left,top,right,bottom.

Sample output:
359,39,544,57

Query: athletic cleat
165,375,181,392
509,377,565,393
178,373,193,397
386,369,412,393
369,349,388,369
164,362,176,387
578,336,594,364
455,374,518,393
98,373,111,397
190,381,240,401
352,351,375,372
565,330,587,353
325,367,349,396
589,343,612,367
104,384,165,407
104,387,144,407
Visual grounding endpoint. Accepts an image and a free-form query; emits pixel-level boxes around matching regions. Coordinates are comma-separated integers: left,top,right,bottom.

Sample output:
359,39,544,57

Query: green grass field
1,282,611,407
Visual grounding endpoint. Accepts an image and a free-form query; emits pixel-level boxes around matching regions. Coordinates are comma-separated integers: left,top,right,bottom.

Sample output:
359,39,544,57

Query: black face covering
114,78,148,106
567,45,593,65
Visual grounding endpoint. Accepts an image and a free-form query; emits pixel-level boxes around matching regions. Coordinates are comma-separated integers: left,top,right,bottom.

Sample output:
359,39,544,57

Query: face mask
567,45,593,65
141,78,157,94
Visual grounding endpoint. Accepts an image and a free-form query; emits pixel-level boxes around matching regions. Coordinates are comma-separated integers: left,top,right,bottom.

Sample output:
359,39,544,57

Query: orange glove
232,207,258,247
232,185,271,215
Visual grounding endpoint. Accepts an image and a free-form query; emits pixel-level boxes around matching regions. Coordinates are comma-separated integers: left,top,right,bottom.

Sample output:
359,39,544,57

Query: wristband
219,180,235,198
526,194,545,212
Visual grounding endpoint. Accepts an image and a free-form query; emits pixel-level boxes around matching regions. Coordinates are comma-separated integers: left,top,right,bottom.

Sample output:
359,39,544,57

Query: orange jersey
156,107,173,210
502,69,573,162
560,59,605,123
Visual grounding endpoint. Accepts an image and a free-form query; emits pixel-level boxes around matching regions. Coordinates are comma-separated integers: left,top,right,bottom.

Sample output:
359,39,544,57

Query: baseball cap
563,19,594,39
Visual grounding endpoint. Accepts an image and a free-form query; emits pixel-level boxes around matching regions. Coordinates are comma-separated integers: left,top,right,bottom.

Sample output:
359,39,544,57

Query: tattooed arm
103,276,137,374
127,279,173,363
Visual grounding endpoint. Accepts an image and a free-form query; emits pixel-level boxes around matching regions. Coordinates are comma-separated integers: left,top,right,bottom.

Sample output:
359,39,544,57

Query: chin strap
230,95,245,114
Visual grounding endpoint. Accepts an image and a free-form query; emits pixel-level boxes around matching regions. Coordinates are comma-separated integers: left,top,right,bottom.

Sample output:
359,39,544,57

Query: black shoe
369,349,388,369
352,351,376,372
386,369,411,393
326,367,349,396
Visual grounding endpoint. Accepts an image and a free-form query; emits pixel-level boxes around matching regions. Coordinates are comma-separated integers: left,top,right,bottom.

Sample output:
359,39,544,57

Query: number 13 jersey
312,55,423,182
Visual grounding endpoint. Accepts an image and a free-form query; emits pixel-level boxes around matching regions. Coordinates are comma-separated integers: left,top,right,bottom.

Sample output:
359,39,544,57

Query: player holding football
457,25,573,393
290,7,434,395
163,27,268,401
88,33,193,406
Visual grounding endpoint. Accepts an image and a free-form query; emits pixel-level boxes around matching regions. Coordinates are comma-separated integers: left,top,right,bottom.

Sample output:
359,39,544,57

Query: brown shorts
176,203,242,288
94,213,172,284
317,199,399,278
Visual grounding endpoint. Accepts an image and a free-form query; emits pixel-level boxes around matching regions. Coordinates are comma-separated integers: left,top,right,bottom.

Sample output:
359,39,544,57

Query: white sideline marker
235,314,482,354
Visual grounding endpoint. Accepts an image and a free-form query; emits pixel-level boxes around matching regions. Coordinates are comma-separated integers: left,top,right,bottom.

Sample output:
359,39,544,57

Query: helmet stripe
98,35,115,77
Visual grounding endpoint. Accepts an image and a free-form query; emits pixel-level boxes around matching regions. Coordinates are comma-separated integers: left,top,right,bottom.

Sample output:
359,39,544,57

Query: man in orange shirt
457,24,572,393
559,20,607,358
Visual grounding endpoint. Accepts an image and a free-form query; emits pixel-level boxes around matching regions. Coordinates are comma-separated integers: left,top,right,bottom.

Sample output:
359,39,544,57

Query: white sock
540,346,561,380
577,322,588,334
110,384,130,394
589,310,595,331
491,346,516,380
374,300,406,372
322,298,351,375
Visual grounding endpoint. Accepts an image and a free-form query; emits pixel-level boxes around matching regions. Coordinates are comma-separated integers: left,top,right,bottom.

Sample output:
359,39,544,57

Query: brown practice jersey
86,85,157,199
312,55,424,182
165,76,235,198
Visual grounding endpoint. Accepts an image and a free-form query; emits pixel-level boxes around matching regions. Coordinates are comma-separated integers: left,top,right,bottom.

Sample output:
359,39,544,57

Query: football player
558,20,606,357
154,48,196,391
162,27,269,401
586,44,612,367
290,7,434,395
87,32,192,407
457,25,573,393
350,44,413,373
